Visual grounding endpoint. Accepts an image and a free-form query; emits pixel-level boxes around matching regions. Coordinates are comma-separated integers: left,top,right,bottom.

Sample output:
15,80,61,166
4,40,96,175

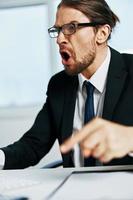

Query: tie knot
84,81,94,95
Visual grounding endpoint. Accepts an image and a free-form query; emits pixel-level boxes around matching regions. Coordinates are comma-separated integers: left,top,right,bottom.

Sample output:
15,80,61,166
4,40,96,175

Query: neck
82,45,108,79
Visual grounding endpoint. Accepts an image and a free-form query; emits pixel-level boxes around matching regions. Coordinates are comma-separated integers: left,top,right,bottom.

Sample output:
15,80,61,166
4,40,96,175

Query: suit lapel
61,75,78,142
60,75,78,167
102,48,127,120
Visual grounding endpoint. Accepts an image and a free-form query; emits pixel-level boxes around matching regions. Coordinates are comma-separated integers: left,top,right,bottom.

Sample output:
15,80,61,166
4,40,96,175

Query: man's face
55,6,97,76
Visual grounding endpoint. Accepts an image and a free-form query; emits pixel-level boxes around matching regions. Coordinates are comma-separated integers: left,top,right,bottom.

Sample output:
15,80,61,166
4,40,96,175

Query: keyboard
0,172,43,200
0,177,41,192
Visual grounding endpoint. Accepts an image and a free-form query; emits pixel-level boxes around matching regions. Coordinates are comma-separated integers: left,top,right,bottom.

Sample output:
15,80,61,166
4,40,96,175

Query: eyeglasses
48,22,104,38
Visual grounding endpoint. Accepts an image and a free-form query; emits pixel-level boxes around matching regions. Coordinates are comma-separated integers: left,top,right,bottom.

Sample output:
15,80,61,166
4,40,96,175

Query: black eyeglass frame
48,22,105,38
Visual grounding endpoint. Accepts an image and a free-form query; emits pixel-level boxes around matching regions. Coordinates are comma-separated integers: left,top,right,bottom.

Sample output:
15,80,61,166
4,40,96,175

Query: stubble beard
64,45,96,76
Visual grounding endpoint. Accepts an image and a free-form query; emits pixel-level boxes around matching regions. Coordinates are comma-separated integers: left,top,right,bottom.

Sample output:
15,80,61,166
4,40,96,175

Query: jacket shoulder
122,53,133,73
48,70,77,89
50,70,70,83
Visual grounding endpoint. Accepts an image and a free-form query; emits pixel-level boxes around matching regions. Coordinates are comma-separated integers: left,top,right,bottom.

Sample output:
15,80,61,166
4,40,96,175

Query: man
1,0,133,169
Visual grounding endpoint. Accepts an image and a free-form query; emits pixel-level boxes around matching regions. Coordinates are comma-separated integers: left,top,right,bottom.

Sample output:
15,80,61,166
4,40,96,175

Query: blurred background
0,0,132,168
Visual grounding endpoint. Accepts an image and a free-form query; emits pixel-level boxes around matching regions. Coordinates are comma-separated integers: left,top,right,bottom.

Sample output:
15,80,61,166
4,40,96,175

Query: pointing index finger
60,118,102,153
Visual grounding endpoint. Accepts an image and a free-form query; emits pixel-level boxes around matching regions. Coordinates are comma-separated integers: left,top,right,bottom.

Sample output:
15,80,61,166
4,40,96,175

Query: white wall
107,0,133,52
0,106,62,168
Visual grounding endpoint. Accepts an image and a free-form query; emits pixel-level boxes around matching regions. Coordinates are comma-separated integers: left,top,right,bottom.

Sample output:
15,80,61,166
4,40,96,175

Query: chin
64,66,79,76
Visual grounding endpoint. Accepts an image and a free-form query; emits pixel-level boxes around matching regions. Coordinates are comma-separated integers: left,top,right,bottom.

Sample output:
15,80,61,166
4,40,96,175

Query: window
107,0,133,53
0,4,51,107
0,0,132,107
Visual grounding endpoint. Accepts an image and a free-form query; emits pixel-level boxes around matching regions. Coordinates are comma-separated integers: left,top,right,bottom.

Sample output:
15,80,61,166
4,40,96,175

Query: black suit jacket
2,48,133,169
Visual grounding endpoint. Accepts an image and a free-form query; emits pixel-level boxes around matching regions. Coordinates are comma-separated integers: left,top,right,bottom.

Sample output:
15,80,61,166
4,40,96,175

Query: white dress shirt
73,47,111,167
0,150,5,169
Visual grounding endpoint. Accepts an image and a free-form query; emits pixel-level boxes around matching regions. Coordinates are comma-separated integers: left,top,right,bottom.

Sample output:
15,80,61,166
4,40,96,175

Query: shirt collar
78,47,111,93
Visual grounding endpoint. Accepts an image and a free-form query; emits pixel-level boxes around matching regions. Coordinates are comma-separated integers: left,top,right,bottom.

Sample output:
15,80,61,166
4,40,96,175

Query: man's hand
60,118,133,163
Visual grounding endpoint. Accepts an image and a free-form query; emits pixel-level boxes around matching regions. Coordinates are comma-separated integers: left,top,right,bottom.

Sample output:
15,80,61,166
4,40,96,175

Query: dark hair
58,0,120,40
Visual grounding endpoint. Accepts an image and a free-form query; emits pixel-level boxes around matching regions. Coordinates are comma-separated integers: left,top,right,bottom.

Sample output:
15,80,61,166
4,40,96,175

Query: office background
0,0,133,168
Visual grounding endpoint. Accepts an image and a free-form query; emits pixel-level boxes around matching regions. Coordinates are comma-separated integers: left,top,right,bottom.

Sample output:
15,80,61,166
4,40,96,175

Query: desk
0,166,133,200
0,168,72,200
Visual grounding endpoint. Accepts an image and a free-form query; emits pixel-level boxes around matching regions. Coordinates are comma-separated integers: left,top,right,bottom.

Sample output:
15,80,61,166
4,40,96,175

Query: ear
96,24,111,44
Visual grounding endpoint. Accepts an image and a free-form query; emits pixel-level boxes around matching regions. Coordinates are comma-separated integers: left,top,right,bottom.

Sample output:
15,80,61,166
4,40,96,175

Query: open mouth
61,51,71,62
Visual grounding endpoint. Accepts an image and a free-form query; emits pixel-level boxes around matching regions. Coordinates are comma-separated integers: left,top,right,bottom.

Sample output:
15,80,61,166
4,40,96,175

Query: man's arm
0,72,65,170
60,118,133,163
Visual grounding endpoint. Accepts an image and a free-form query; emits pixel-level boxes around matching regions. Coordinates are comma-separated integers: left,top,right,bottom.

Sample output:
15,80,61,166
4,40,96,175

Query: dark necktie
84,81,96,166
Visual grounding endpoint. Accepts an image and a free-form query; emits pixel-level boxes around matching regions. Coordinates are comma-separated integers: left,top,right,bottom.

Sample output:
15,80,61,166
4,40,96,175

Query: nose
56,31,68,45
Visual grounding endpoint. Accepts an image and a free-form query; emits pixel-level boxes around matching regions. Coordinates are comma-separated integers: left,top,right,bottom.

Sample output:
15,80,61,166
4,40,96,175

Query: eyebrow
54,21,79,28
